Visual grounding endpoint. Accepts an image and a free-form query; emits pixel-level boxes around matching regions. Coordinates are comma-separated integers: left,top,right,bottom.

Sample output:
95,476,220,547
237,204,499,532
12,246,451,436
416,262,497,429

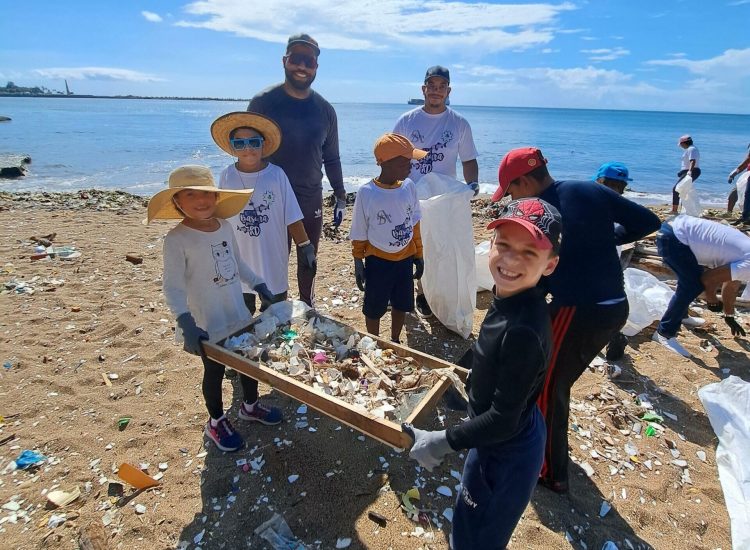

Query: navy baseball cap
593,162,632,183
424,65,450,84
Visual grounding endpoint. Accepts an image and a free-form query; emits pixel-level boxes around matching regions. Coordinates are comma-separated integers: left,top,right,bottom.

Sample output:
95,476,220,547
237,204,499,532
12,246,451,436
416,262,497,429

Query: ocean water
1,97,748,205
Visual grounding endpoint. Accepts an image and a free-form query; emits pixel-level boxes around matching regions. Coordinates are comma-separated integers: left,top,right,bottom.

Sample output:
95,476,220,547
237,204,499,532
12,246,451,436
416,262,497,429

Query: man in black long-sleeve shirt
492,147,661,494
248,33,347,306
405,198,562,549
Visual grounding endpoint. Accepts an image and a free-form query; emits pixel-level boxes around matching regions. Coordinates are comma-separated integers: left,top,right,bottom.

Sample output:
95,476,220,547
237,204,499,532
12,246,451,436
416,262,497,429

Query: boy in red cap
349,133,427,342
404,197,562,549
494,147,660,493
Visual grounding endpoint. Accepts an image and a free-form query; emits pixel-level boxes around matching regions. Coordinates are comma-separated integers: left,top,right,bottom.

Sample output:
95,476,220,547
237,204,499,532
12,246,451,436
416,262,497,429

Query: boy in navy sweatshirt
405,197,562,549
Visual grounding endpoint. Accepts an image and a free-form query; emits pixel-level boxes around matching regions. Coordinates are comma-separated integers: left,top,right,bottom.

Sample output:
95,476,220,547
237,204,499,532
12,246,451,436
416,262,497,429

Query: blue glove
402,424,453,471
333,197,347,228
467,181,479,197
298,242,317,271
176,312,208,355
253,283,274,305
413,257,424,280
354,258,365,291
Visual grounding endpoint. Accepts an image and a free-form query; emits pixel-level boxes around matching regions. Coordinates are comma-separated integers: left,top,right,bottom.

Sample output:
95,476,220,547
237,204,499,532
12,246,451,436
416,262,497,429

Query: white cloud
175,0,577,52
34,67,165,82
142,11,163,23
647,48,750,77
729,0,750,6
581,46,630,62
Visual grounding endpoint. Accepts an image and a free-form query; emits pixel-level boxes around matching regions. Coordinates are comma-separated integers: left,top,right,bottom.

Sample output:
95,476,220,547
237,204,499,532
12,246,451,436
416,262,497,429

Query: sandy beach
0,190,745,549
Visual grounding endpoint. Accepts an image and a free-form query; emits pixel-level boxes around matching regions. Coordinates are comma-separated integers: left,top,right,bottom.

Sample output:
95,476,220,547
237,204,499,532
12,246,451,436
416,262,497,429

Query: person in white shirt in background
393,65,479,317
672,135,701,215
653,215,750,357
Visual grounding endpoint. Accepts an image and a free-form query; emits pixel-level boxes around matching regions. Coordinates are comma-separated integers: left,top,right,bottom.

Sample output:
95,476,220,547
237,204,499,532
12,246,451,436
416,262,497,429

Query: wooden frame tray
203,317,459,449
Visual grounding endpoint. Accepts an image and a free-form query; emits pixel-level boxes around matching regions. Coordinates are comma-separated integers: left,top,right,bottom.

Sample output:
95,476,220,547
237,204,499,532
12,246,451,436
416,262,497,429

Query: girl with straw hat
148,165,283,452
211,111,316,315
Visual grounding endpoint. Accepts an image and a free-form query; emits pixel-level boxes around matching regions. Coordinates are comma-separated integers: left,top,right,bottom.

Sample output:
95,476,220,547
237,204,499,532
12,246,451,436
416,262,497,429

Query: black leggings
672,168,701,207
201,355,258,419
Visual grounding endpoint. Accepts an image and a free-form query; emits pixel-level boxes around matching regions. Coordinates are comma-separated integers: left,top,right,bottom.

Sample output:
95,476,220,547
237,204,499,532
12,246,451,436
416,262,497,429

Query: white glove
402,424,453,471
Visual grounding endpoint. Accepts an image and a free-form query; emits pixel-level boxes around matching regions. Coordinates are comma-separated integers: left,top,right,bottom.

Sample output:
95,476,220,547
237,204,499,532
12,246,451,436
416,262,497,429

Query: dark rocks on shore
0,188,148,212
0,154,31,178
0,116,11,122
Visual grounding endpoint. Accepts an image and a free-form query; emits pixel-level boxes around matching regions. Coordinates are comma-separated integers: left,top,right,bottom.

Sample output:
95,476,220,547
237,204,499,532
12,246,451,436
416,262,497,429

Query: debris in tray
223,300,463,421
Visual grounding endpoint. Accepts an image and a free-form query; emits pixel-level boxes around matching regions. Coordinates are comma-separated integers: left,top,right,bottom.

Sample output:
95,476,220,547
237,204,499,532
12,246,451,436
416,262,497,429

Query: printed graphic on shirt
412,130,454,176
376,210,392,225
237,190,275,237
314,208,322,219
409,129,425,144
389,206,414,247
461,486,478,509
211,241,238,285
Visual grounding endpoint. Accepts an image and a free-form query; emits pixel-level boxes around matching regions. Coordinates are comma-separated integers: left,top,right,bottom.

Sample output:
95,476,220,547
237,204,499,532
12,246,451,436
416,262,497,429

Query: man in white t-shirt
394,65,479,317
653,215,750,357
672,135,701,214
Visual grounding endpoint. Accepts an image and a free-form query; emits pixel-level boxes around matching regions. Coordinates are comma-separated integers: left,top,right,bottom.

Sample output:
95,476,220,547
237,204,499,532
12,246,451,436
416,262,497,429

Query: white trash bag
698,376,750,550
416,173,476,339
621,268,674,337
474,240,494,292
675,175,702,217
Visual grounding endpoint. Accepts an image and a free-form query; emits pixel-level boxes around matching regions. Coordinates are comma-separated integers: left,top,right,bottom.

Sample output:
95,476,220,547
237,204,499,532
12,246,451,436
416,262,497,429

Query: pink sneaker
238,401,283,425
204,415,244,452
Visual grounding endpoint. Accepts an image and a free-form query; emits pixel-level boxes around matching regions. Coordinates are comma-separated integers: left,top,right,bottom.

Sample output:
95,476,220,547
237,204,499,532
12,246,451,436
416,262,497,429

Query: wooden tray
203,316,459,449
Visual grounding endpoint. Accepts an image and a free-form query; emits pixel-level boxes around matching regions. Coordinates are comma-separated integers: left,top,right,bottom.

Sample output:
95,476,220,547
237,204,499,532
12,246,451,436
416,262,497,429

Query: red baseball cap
493,147,547,202
486,197,562,251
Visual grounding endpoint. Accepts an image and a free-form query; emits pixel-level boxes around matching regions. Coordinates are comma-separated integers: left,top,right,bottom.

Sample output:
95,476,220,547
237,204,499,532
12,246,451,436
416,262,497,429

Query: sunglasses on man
285,52,318,69
230,137,264,150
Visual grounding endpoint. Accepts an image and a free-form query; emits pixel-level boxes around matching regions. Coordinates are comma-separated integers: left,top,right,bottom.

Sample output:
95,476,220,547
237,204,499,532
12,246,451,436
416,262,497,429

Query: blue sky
2,1,749,113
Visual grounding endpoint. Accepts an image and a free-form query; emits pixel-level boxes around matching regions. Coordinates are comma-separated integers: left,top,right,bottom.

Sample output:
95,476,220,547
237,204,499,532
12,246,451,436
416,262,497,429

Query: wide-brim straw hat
211,112,282,158
146,165,253,223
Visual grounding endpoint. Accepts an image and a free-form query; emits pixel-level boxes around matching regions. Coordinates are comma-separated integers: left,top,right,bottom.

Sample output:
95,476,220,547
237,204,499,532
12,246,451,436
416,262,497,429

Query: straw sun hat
146,165,253,223
210,112,282,158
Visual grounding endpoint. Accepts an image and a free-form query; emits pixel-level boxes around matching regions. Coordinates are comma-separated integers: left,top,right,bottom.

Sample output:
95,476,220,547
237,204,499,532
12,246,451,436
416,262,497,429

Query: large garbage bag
621,268,674,336
416,173,476,338
736,171,749,210
698,376,750,550
675,174,702,217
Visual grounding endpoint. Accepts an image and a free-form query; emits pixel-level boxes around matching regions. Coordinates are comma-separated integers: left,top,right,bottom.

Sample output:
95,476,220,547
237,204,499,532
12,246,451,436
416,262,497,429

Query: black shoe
415,294,433,318
731,218,750,226
605,333,628,361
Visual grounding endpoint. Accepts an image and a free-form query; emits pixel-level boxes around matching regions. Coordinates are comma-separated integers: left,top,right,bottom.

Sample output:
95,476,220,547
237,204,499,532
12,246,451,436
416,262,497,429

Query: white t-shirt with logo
349,179,421,254
671,215,750,280
393,107,478,182
163,219,263,342
219,163,304,295
681,146,700,170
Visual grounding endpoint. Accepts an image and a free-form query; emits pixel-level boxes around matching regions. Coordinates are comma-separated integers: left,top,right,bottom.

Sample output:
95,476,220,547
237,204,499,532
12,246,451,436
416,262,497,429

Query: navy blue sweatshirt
248,85,345,202
539,180,661,306
446,287,551,450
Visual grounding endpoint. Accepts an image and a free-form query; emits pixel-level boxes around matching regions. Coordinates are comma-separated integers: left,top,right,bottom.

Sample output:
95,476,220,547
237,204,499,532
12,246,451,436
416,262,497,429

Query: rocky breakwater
0,154,32,178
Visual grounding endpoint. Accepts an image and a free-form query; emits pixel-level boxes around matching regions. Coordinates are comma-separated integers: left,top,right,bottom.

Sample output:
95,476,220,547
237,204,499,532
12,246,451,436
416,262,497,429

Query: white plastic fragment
288,475,299,483
335,538,352,548
436,486,453,497
599,500,612,517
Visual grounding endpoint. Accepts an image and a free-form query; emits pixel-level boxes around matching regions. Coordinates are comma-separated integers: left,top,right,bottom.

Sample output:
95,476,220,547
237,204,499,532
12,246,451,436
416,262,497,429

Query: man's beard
284,67,316,91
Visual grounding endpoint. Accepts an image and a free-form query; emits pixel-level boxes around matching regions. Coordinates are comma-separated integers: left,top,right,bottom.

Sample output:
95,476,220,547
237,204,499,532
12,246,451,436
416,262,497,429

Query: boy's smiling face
489,223,558,298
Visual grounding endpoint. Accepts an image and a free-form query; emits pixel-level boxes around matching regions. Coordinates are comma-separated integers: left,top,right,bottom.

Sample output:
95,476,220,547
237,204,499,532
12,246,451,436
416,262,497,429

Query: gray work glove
176,312,208,355
253,283,274,306
354,258,365,291
298,242,317,271
728,170,738,184
413,257,424,280
333,196,347,228
466,181,479,197
402,424,453,471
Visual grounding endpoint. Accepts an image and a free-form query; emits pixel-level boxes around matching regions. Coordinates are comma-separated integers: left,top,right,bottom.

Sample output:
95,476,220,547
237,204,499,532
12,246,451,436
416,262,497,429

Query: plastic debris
436,486,453,497
15,449,46,469
47,513,67,528
599,500,612,517
288,474,299,483
47,487,81,508
118,416,131,431
134,504,147,514
117,463,160,489
367,511,387,527
254,513,307,550
336,538,352,548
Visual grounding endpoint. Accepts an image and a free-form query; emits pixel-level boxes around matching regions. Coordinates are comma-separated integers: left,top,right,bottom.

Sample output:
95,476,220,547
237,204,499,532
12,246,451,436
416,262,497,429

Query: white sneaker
681,316,706,328
652,331,691,357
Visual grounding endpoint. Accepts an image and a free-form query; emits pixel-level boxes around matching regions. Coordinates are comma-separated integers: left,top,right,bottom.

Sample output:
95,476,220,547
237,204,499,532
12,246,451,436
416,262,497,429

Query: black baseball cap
424,65,450,84
287,33,320,56
487,198,562,252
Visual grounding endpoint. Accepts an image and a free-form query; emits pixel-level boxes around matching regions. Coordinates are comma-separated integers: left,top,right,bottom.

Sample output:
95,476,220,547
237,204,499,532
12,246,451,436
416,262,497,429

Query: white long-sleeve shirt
162,219,263,342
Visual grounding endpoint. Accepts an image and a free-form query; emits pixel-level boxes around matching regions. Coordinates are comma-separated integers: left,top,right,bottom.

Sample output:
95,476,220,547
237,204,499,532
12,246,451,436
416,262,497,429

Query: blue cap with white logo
593,162,632,183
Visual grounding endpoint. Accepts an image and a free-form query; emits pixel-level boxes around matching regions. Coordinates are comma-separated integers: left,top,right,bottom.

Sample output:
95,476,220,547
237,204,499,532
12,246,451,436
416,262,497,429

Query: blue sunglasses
230,137,264,150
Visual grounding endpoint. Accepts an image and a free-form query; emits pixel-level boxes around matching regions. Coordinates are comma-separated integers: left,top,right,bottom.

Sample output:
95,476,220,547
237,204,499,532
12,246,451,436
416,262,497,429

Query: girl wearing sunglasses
211,112,317,315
